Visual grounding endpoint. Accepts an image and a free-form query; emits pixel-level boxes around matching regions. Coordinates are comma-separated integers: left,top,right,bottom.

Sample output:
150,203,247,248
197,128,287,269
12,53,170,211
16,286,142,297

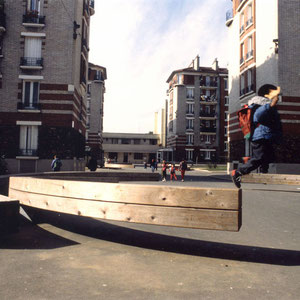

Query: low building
102,132,160,164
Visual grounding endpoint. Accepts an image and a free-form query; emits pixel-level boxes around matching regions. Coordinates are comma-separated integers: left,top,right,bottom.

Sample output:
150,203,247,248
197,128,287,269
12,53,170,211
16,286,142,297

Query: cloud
89,0,231,133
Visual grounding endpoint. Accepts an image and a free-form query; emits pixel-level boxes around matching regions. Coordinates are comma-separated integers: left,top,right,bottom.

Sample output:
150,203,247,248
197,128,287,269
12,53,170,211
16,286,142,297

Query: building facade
102,132,160,164
166,56,228,163
0,0,95,173
226,0,300,164
86,63,107,162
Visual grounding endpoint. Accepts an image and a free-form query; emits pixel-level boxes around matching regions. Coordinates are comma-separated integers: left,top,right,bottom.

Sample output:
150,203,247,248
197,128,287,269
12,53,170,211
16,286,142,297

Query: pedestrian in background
51,155,62,171
180,159,187,182
170,163,177,181
161,160,167,181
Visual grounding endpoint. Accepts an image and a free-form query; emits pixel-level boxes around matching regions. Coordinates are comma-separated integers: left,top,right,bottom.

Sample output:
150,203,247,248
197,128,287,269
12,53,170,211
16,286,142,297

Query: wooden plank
242,173,300,185
9,177,241,210
11,190,240,231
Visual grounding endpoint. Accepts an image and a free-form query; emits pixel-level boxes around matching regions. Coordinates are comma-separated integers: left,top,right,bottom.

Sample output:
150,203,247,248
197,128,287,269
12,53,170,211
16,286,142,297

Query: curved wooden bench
8,175,242,232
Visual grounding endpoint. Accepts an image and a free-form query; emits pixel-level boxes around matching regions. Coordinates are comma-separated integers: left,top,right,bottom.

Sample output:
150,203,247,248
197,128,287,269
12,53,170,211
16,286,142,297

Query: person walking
150,159,156,172
169,163,178,181
231,84,282,188
179,159,187,182
51,155,62,171
161,160,168,181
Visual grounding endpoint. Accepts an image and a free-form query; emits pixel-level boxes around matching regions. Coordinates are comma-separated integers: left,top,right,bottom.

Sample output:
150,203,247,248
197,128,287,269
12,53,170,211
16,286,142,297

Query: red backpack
237,104,259,140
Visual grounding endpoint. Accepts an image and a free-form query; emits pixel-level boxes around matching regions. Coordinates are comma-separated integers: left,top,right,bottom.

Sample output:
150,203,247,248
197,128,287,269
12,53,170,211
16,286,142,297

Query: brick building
226,0,300,168
86,63,107,162
0,0,95,173
166,56,229,163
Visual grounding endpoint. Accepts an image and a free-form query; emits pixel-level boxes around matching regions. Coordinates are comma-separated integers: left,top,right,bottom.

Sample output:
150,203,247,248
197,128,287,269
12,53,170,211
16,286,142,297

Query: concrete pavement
0,169,299,299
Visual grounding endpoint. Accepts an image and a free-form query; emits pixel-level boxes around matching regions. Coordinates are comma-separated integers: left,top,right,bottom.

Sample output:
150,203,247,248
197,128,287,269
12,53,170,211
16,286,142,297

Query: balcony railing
18,149,38,156
23,13,45,25
246,17,253,27
186,111,194,115
240,84,255,96
239,25,245,35
186,126,194,130
200,127,216,133
20,57,43,67
199,112,216,118
94,74,104,81
240,57,245,65
200,95,217,102
246,49,254,60
17,102,41,110
199,80,218,87
186,95,194,99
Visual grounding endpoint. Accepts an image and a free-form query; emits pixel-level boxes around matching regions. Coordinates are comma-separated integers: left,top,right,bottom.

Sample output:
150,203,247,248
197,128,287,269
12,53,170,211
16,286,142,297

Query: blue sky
89,0,232,133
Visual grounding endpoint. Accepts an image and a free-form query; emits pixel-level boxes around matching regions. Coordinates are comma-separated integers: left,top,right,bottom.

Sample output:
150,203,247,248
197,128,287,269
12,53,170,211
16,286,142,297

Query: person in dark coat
88,157,97,171
231,84,282,188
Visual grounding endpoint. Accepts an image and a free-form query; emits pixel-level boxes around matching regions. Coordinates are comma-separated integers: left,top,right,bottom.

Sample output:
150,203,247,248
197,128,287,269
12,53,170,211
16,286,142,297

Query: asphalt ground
0,169,299,300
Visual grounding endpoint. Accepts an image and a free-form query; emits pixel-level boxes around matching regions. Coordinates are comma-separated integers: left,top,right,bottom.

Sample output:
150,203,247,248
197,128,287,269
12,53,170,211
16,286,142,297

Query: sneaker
231,170,242,188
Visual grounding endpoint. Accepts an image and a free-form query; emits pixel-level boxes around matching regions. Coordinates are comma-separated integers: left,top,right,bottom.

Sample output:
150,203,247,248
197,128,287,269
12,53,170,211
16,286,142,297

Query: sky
89,0,232,133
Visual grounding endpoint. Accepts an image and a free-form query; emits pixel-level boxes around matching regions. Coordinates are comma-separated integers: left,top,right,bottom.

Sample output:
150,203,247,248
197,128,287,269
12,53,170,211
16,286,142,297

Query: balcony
199,112,217,118
186,111,194,117
240,57,245,65
200,95,217,103
23,12,46,27
186,126,194,131
20,57,43,69
17,102,41,111
18,149,38,156
225,9,233,27
94,74,104,82
246,49,254,60
200,127,216,133
199,80,218,88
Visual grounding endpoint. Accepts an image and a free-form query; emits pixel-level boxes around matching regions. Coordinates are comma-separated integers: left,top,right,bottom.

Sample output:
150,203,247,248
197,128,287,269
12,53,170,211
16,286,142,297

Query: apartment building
166,56,228,163
0,0,95,173
102,132,160,164
226,0,300,167
86,63,107,161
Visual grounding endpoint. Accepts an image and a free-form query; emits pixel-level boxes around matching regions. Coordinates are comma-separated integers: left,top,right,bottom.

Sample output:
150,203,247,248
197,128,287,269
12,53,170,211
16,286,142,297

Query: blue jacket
251,103,282,142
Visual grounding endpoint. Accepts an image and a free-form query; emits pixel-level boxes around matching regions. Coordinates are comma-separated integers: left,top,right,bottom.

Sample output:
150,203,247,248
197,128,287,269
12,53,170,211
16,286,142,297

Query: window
178,74,183,84
240,43,245,64
246,5,253,27
134,153,143,160
240,73,245,95
112,138,118,144
246,36,253,59
133,139,141,145
186,149,193,161
186,103,194,114
206,76,210,86
27,0,43,13
247,69,253,92
205,151,211,160
186,134,194,145
19,125,38,156
240,13,244,34
205,135,211,144
23,37,42,66
121,138,131,144
224,142,228,151
186,87,194,99
150,139,157,145
186,119,194,130
225,127,228,135
225,96,229,106
224,78,228,90
168,120,173,132
205,106,210,114
22,81,39,108
206,120,210,127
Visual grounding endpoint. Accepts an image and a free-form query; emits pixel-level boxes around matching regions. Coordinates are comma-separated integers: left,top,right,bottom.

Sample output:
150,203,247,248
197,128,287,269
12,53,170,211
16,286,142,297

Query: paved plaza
0,169,299,299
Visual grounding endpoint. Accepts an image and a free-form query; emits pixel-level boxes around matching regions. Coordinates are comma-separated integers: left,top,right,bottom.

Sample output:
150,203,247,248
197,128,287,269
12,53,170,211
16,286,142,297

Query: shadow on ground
0,214,79,250
9,206,299,267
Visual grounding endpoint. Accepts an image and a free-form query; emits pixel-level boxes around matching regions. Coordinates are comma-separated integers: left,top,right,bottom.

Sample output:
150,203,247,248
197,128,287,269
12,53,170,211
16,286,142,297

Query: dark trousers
238,139,275,175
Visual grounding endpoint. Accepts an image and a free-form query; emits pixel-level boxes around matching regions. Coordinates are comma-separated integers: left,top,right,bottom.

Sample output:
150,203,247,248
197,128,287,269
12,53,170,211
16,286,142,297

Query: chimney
193,55,200,70
212,58,219,70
